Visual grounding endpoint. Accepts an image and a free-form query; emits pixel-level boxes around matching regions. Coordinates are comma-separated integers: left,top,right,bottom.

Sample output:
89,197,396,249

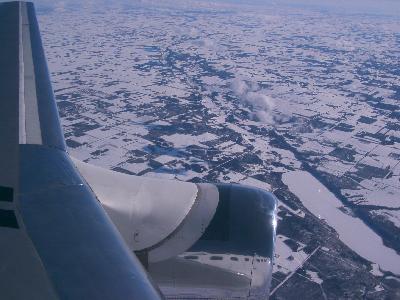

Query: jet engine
73,159,277,300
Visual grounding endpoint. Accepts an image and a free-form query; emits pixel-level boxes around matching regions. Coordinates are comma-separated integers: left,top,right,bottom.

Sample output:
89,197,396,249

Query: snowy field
30,0,400,298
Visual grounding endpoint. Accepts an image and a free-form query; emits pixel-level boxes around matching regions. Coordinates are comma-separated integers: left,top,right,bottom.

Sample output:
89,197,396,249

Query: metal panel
149,184,277,300
12,140,164,298
148,183,219,263
0,1,19,189
21,1,43,144
19,145,83,195
0,227,59,300
25,2,66,150
72,158,200,252
19,144,163,300
0,4,59,299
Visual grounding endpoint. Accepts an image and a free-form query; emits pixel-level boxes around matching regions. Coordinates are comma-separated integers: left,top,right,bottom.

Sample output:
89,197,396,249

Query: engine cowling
72,158,277,300
148,184,277,300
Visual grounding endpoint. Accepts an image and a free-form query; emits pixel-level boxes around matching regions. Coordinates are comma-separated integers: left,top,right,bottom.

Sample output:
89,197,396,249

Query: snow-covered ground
33,0,400,298
282,170,400,275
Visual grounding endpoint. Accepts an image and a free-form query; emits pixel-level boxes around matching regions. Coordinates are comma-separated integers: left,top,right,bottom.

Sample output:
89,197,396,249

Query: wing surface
0,2,162,299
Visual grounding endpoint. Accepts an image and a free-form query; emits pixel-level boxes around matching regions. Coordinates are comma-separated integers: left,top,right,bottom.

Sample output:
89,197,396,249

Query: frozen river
282,170,400,275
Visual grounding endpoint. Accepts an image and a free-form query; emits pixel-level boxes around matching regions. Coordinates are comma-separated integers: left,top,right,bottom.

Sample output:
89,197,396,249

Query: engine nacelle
72,159,277,300
148,184,277,300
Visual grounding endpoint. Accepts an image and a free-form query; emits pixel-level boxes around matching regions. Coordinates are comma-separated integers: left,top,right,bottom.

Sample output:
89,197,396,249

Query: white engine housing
72,158,277,299
72,158,219,262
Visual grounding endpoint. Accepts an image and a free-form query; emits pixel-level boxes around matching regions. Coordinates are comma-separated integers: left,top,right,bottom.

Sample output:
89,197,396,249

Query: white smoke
230,78,275,124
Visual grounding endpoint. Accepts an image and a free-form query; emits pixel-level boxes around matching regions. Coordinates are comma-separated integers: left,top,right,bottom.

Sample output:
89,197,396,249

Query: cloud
197,38,215,48
192,37,216,50
231,78,248,96
54,1,66,12
230,78,275,124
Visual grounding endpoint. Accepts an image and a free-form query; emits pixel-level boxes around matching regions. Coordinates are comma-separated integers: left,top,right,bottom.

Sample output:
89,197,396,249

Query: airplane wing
0,2,162,299
0,1,277,299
